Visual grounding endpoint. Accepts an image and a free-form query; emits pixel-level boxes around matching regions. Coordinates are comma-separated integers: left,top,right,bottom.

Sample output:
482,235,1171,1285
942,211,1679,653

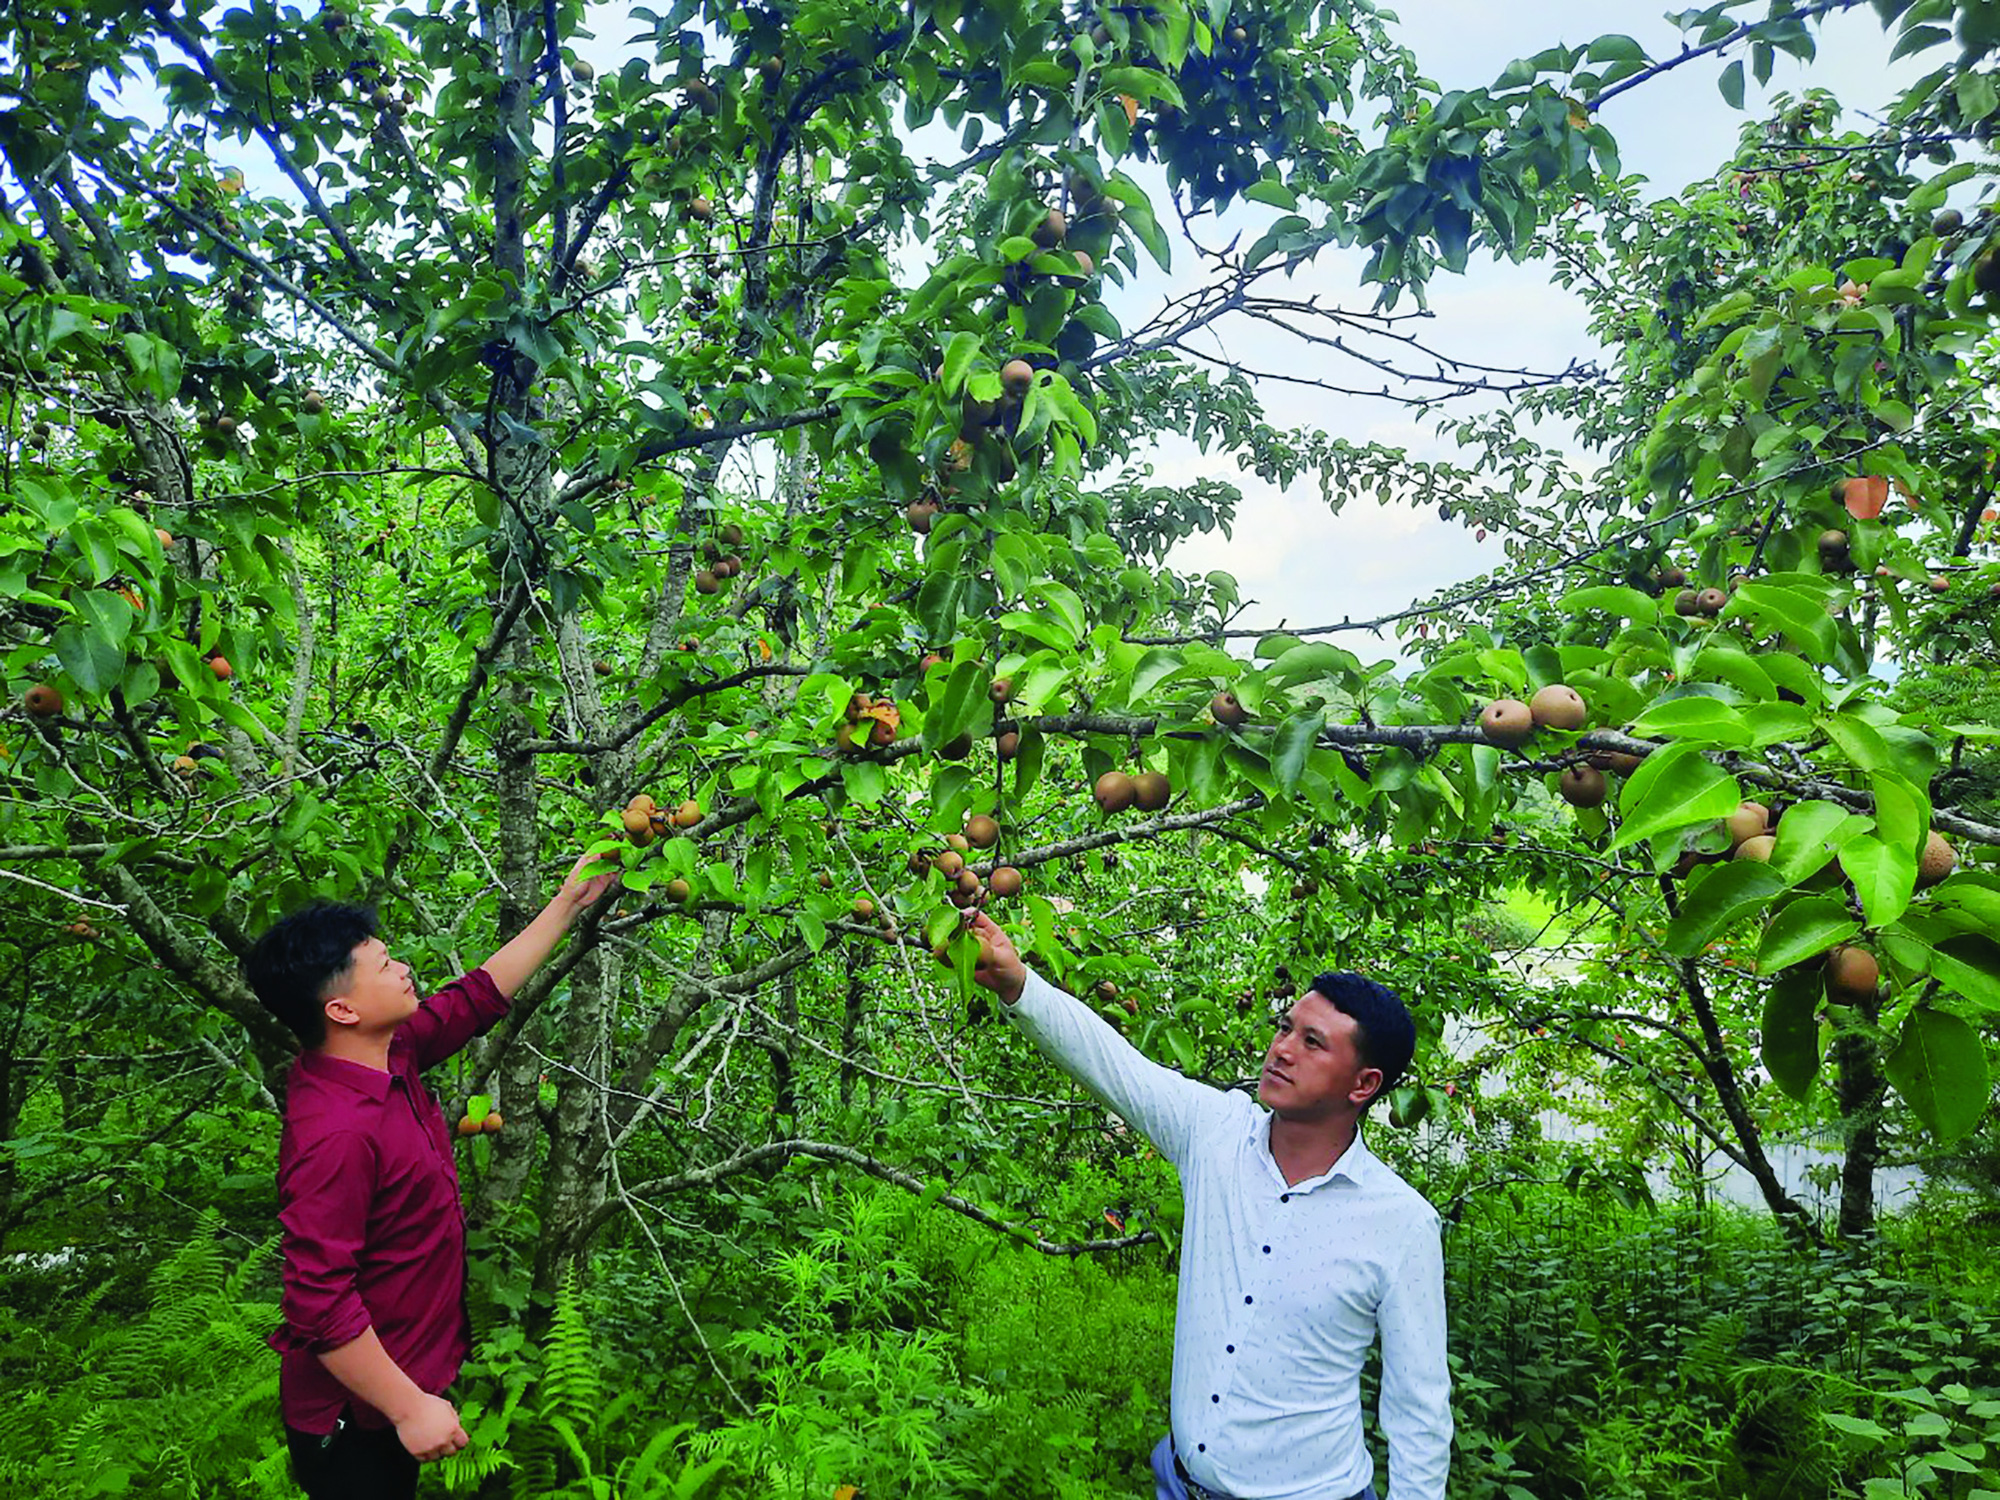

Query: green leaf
1126,647,1186,703
1586,33,1648,62
1271,708,1326,796
51,620,125,697
1609,743,1742,852
1725,583,1835,659
1242,178,1298,210
1756,896,1860,974
1884,1008,1991,1142
1929,934,2000,1010
1559,585,1659,624
1762,966,1824,1101
1824,1412,1891,1443
939,331,979,396
1628,697,1752,746
1870,773,1927,856
1838,835,1917,930
1718,59,1745,109
1027,580,1086,646
1822,713,1893,774
1265,642,1359,688
1161,1022,1197,1073
1664,860,1789,957
1768,802,1870,885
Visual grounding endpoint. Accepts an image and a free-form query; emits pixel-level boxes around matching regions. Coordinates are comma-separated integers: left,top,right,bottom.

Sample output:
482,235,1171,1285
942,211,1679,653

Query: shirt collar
294,1046,396,1101
1252,1109,1377,1191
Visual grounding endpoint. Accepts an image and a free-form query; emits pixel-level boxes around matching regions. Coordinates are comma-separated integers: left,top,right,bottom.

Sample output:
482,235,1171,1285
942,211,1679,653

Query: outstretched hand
961,911,1027,1006
557,849,621,915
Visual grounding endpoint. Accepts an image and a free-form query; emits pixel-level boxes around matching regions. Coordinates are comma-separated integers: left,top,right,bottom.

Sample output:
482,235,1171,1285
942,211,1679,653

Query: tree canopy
3,0,1998,1306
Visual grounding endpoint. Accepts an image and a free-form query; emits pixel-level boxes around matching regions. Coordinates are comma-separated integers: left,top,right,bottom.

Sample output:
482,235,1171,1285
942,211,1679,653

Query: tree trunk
1833,992,1885,1240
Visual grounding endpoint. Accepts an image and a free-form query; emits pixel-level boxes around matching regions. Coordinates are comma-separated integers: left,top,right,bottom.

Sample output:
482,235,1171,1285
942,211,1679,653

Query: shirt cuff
268,1302,373,1356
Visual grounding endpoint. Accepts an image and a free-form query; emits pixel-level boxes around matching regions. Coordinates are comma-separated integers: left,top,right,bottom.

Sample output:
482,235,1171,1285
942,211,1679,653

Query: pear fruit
1211,691,1248,728
1673,589,1702,617
995,730,1020,761
23,683,63,717
1733,834,1777,862
1558,764,1606,808
964,814,1000,849
1725,801,1770,848
1916,830,1956,887
1479,698,1534,748
1093,770,1137,813
1001,359,1035,396
672,798,703,829
1132,770,1172,811
1529,684,1587,731
664,877,692,903
989,866,1023,898
1826,944,1879,998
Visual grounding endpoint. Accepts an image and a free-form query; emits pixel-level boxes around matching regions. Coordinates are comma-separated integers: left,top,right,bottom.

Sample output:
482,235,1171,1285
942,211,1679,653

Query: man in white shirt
958,913,1451,1500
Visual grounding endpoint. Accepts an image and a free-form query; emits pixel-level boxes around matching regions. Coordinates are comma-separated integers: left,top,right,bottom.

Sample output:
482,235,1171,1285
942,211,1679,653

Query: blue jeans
1149,1433,1379,1500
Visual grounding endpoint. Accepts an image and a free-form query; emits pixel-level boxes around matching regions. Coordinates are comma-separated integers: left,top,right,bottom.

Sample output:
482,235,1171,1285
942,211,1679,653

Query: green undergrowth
1,1181,1996,1498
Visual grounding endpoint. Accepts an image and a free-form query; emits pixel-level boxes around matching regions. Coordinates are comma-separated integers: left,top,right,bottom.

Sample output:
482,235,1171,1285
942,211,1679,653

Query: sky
1113,1,1939,658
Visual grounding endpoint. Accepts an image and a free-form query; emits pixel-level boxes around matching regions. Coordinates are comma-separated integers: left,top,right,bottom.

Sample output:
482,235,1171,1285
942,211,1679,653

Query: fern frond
539,1267,602,1433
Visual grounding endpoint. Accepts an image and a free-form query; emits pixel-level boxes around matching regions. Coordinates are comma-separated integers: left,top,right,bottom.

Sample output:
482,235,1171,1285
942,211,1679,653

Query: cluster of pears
455,1110,503,1138
1671,580,1731,617
1093,766,1173,814
693,523,749,595
835,691,902,752
621,792,702,847
1480,684,1587,748
909,814,1023,907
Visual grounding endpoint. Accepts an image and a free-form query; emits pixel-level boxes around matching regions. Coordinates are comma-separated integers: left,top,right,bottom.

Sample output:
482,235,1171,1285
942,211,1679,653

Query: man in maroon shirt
243,853,615,1498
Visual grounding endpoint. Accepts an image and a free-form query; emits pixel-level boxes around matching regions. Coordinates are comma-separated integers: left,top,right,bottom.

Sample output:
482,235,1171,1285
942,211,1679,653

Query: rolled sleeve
402,967,510,1072
1377,1210,1454,1500
272,1129,377,1355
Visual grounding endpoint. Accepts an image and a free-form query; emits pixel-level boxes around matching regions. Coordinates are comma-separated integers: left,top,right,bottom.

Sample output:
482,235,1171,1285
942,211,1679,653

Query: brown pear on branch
1558,764,1606,808
1479,699,1533,748
1093,771,1137,813
1916,831,1956,887
1529,684,1587,730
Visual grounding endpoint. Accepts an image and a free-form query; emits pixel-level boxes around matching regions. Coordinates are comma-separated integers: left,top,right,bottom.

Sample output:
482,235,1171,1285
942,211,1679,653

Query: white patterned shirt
1006,970,1452,1500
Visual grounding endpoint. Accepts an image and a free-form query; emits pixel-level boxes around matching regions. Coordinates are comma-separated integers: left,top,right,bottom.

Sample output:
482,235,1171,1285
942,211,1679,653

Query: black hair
242,903,378,1048
1306,972,1416,1108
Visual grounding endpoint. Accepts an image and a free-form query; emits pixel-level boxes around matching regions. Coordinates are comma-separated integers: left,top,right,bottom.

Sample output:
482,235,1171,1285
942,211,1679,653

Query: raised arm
404,852,618,1069
960,913,1221,1167
479,850,619,999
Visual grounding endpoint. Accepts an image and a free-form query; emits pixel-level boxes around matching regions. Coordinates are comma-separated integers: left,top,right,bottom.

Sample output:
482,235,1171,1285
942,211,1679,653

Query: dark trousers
1149,1432,1378,1500
286,1416,420,1500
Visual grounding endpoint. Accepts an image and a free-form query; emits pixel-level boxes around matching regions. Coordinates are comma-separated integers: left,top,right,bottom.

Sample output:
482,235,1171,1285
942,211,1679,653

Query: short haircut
1307,972,1416,1105
242,903,378,1048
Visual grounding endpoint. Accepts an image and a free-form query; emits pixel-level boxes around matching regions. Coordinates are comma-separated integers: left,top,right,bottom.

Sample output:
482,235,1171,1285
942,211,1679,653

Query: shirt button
1211,1393,1220,1403
1262,1245,1271,1253
1226,1344,1235,1353
1197,1444,1206,1453
1244,1295,1253,1305
1280,1193,1291,1202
